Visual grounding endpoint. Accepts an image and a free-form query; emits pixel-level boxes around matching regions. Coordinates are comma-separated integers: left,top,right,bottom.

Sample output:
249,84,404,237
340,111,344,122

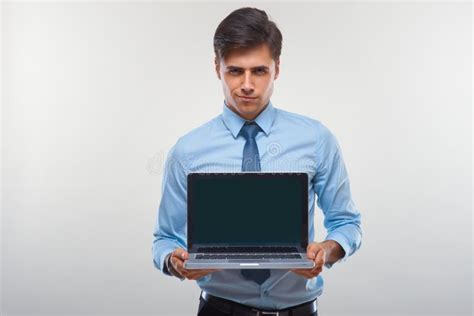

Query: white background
2,2,472,316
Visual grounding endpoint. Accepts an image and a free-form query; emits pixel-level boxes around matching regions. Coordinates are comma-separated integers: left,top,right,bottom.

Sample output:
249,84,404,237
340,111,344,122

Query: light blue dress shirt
152,101,362,310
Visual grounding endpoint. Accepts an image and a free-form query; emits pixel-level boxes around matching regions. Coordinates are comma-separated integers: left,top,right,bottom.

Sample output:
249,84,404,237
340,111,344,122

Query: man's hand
170,248,220,280
291,240,345,279
291,242,327,279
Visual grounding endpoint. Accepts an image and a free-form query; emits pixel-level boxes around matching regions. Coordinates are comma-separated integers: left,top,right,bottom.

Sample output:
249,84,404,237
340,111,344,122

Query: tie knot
240,122,261,140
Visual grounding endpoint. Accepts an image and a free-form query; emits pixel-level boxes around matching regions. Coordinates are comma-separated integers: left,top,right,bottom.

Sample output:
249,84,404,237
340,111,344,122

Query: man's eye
254,68,267,75
229,69,242,75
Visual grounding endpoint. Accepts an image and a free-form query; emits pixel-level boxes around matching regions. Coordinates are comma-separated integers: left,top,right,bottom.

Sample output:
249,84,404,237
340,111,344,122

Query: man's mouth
238,95,258,101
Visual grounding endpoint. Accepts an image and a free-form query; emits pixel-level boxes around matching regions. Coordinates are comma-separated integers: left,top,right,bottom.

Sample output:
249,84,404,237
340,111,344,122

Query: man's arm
151,142,220,281
292,124,362,278
313,123,362,269
151,142,188,278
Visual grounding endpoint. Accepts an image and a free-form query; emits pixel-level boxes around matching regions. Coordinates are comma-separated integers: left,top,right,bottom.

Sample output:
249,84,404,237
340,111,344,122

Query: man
152,7,362,316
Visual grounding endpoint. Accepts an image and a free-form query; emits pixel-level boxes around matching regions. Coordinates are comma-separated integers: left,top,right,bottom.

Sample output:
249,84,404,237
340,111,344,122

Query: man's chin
238,106,257,113
236,102,262,111
236,105,265,120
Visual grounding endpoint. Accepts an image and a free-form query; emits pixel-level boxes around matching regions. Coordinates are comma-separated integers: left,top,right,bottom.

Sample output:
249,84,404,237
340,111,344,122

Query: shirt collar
221,100,276,139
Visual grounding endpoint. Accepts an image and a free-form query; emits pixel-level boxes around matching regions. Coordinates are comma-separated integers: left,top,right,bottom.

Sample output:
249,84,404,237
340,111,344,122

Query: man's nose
240,72,254,94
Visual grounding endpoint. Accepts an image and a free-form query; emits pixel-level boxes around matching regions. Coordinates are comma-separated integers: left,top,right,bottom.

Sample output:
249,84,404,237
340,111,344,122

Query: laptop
183,172,315,270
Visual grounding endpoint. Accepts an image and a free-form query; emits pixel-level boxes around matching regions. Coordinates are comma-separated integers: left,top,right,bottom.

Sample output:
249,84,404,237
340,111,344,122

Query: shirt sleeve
312,124,363,269
151,141,188,278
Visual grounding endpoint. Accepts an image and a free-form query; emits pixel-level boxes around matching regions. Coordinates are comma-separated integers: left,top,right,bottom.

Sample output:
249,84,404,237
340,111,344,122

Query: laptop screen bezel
187,172,309,253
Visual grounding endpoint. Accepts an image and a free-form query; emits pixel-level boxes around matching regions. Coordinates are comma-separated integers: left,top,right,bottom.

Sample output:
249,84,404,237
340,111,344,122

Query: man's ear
274,58,280,80
215,57,221,80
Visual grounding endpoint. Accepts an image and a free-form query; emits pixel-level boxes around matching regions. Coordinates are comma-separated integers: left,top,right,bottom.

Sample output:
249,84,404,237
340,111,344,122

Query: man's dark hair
213,7,283,61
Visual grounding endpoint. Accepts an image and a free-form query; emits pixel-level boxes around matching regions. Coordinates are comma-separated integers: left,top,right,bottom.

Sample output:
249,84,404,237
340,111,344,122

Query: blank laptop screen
188,173,308,246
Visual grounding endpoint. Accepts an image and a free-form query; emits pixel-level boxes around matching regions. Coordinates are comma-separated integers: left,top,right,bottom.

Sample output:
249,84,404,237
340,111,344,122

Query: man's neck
225,101,269,121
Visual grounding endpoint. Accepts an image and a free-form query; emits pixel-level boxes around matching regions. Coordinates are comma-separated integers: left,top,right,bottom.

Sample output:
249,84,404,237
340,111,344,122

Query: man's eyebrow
226,65,270,70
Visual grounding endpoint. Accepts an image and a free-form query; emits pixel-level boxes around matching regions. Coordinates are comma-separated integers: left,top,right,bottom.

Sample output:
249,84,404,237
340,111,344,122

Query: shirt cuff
324,231,352,269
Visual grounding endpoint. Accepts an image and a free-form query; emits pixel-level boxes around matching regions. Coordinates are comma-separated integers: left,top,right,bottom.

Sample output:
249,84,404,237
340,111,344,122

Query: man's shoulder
171,114,222,156
275,107,333,138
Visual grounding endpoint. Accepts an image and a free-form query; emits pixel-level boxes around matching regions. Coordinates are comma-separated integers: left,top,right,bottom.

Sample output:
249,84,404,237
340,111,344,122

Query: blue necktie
239,121,271,285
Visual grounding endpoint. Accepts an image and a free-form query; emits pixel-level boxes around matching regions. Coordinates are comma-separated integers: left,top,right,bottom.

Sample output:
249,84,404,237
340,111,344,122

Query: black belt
200,291,318,316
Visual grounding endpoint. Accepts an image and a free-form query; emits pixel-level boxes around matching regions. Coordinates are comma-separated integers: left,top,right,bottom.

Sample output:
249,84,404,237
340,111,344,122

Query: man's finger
290,269,306,277
172,248,189,261
291,267,322,279
311,267,322,275
171,255,186,274
187,269,220,275
306,245,316,259
186,269,220,280
314,248,325,269
176,267,220,280
291,269,312,278
306,244,318,259
188,272,210,279
297,271,312,278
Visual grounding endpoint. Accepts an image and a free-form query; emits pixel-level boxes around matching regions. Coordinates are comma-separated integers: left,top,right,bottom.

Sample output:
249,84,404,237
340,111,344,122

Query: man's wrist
321,240,345,264
165,253,185,280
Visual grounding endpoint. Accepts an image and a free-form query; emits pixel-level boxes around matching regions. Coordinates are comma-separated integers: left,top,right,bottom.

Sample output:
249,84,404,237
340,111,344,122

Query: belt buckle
254,311,279,316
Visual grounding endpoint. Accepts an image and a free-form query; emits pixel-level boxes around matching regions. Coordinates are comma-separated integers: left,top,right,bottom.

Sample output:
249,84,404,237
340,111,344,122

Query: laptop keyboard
195,246,302,260
197,246,299,253
196,254,302,259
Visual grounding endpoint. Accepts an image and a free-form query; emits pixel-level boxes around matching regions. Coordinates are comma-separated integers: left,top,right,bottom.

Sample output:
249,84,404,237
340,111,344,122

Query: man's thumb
174,248,188,260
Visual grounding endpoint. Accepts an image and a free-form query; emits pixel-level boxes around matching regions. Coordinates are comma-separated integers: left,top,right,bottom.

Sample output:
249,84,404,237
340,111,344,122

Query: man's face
215,44,280,121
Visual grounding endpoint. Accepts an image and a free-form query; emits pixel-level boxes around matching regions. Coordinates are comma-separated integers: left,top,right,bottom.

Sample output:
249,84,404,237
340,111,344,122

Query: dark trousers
197,297,319,316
